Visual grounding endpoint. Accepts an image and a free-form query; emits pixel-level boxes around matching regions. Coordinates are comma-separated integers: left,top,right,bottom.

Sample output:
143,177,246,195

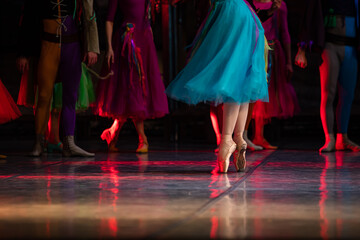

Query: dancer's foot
335,134,360,152
233,143,247,172
136,141,149,153
243,130,263,151
63,136,95,157
0,154,6,159
108,143,119,152
252,137,278,150
101,128,120,152
101,128,112,146
319,134,335,153
30,134,45,157
218,139,236,173
47,142,63,153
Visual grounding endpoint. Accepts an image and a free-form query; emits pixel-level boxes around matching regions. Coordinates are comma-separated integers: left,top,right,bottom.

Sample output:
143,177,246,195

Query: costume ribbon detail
121,23,146,96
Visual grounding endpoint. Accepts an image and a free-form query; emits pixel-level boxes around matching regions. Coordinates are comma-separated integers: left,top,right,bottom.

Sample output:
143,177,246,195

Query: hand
286,63,293,82
106,48,115,68
83,52,98,66
269,0,282,14
295,47,308,68
16,57,29,73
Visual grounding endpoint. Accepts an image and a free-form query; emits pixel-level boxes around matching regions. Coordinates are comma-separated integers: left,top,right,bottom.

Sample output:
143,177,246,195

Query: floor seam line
2,161,66,182
147,153,275,239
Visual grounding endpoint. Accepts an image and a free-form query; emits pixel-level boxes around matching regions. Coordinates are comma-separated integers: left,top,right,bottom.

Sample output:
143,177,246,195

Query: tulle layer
0,80,21,124
166,0,269,105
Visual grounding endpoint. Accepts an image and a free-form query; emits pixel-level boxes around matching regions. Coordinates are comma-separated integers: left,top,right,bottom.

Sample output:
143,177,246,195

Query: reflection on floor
0,147,360,239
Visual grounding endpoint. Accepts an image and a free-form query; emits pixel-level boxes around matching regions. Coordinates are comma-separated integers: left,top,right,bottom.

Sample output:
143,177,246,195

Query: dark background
0,0,359,150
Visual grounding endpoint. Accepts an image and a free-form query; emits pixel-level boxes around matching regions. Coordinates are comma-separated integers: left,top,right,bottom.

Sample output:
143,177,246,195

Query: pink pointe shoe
218,139,236,173
233,143,247,172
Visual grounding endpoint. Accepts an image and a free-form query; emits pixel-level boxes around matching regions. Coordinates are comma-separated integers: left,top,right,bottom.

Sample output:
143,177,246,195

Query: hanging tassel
121,23,146,96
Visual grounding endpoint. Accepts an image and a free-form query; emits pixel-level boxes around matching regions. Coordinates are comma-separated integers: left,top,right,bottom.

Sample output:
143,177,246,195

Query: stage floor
0,146,360,239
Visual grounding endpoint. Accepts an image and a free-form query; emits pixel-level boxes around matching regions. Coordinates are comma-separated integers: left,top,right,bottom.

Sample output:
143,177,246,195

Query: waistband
42,32,79,44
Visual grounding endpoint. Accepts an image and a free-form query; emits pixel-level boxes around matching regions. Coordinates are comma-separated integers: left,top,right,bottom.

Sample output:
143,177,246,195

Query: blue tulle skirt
166,0,269,105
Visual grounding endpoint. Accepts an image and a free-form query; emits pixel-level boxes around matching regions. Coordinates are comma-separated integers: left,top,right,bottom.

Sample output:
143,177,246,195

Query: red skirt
0,79,21,124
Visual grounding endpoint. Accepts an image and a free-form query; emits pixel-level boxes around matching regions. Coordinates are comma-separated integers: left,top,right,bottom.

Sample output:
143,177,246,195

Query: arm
106,21,115,67
105,0,118,68
82,0,100,66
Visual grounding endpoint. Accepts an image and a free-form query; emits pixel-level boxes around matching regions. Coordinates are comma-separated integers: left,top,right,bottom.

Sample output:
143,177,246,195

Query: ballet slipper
335,134,360,152
319,134,335,153
243,131,263,151
252,137,278,150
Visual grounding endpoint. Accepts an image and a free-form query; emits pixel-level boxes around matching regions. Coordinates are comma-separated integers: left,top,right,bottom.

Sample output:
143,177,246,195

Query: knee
37,90,52,107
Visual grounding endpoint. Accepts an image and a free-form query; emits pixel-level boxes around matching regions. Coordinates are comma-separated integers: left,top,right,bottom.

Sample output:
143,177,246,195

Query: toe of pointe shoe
218,141,236,173
233,144,247,172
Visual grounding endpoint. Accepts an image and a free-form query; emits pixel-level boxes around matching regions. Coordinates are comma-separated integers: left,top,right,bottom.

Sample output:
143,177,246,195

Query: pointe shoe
335,138,360,152
63,136,95,157
47,142,63,153
233,143,247,172
252,138,278,150
218,139,236,173
136,141,149,153
30,134,45,157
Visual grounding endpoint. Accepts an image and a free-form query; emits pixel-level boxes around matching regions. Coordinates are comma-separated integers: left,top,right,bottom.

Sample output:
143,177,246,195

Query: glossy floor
0,146,360,239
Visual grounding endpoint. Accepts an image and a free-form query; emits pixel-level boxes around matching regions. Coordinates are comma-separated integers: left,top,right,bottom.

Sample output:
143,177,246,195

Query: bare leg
46,110,63,153
133,118,148,153
48,110,61,144
233,103,249,171
210,105,222,146
243,103,263,150
253,115,278,150
319,47,338,152
233,103,249,146
218,103,239,173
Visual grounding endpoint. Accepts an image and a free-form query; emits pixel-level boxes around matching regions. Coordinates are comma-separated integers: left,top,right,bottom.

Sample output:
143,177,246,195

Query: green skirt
52,63,95,111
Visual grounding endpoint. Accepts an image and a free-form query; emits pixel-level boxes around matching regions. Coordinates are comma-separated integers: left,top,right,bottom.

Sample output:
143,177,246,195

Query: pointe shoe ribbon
233,143,247,172
218,140,236,173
